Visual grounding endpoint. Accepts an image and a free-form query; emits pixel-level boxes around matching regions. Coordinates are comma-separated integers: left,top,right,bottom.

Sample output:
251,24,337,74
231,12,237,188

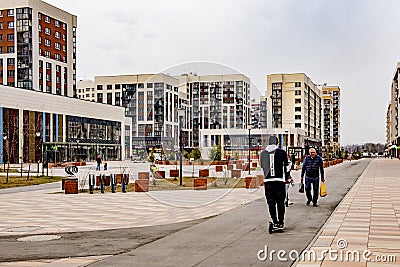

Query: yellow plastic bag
320,182,327,197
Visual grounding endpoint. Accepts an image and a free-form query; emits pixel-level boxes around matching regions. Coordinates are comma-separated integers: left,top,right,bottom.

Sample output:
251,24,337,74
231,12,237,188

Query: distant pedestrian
260,136,289,230
96,155,102,171
300,148,325,207
285,160,294,207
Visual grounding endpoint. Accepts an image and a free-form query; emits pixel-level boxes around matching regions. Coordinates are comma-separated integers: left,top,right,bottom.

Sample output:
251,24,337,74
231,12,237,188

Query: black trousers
264,181,286,224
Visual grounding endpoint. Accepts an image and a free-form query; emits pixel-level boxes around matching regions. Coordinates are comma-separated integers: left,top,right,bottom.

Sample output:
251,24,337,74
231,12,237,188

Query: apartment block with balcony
176,73,251,149
322,86,341,158
0,0,77,97
388,62,400,158
77,74,182,158
266,73,322,153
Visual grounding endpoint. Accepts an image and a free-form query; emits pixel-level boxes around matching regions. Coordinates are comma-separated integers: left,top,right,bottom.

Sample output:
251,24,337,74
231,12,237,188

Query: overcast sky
46,0,400,145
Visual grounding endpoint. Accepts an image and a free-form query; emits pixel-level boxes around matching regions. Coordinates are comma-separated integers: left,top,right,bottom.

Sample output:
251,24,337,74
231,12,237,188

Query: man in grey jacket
260,136,289,230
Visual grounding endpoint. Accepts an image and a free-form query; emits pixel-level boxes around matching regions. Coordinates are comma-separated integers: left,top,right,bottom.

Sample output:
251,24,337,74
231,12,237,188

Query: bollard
110,173,116,193
100,174,106,193
89,173,95,194
122,173,129,193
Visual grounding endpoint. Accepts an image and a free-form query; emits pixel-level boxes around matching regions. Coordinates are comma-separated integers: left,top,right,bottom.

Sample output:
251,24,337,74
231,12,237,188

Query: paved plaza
0,159,399,266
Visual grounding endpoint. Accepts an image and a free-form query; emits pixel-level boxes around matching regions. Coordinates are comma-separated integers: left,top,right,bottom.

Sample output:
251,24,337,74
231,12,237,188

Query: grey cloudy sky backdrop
47,0,400,145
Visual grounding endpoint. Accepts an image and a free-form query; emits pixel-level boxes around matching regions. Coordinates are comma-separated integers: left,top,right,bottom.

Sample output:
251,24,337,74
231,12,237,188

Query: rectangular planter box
170,169,179,177
64,178,78,194
215,166,223,172
116,174,122,184
155,171,165,179
231,169,242,178
194,178,207,190
246,177,258,189
135,179,149,192
96,175,111,186
138,172,150,180
199,169,209,177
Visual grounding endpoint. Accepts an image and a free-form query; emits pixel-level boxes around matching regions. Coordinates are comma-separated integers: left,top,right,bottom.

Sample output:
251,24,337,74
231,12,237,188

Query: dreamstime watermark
257,238,397,263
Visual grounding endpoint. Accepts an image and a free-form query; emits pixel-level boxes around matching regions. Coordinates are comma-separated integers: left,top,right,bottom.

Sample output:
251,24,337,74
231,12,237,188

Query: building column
18,109,23,163
49,113,53,142
121,122,125,160
62,114,67,142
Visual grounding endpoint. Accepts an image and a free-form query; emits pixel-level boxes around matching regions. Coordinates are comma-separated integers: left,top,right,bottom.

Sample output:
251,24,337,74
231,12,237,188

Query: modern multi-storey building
322,86,341,158
77,74,182,158
78,73,252,159
388,62,400,158
0,1,129,165
0,0,77,96
386,103,392,147
266,73,322,154
176,73,251,148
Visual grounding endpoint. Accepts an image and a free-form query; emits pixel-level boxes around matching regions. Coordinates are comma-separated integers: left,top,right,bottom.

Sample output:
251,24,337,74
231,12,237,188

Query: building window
97,85,103,90
295,90,301,95
55,31,60,39
7,58,15,66
38,24,41,32
45,16,50,23
56,65,61,72
0,11,2,17
107,84,112,90
7,21,14,29
7,70,15,78
0,34,2,42
7,34,13,41
55,20,60,27
295,82,301,87
62,23,66,30
295,123,301,128
115,84,120,89
55,42,60,50
7,9,14,17
295,107,301,112
46,62,51,70
295,98,301,104
45,27,51,35
55,54,60,61
45,39,51,46
45,51,50,58
147,83,153,88
46,74,51,81
295,115,301,120
7,46,14,53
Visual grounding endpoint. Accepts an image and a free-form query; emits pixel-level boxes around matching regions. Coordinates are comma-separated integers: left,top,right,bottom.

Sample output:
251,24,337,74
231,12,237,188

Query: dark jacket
301,155,324,179
260,145,288,182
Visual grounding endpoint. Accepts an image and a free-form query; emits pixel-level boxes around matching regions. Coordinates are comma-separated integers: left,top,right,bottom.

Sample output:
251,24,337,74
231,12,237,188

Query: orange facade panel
38,13,67,62
0,10,16,54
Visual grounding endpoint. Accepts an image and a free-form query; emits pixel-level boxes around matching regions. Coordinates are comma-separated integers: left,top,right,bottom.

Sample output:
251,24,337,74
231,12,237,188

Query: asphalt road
0,159,371,266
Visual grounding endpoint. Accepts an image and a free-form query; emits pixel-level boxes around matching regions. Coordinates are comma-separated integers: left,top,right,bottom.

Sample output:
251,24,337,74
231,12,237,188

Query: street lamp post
2,135,7,170
35,132,40,173
248,127,251,175
178,108,185,186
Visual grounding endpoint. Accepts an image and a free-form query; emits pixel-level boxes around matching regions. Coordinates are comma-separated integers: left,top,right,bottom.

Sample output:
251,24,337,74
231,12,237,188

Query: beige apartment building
0,0,77,96
322,86,341,158
266,73,322,154
388,62,400,158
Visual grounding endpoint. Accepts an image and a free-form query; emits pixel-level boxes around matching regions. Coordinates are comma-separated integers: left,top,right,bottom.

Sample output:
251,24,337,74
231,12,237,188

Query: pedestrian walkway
296,159,400,267
0,183,263,266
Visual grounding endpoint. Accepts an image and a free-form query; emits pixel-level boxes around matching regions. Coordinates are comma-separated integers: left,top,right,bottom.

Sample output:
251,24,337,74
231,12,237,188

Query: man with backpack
260,136,289,230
